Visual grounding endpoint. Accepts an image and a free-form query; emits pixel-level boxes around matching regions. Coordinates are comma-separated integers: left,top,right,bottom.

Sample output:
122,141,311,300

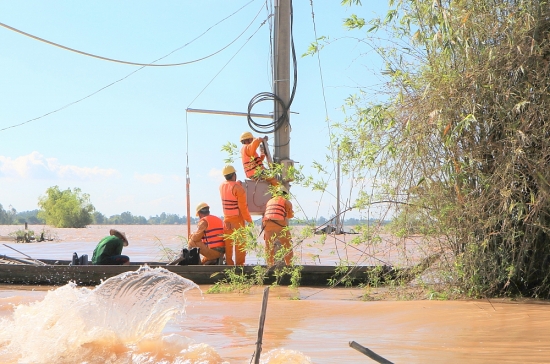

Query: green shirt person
91,229,130,265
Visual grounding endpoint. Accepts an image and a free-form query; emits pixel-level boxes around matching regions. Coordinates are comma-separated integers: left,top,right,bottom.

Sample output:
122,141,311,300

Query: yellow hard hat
240,131,253,141
196,202,209,216
222,164,236,176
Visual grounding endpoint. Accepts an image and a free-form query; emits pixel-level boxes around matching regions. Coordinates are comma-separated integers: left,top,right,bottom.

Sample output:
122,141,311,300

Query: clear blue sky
0,1,388,221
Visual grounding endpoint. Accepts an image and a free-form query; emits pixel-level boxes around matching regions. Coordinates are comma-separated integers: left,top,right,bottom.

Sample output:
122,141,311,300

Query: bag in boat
177,247,200,266
71,252,89,266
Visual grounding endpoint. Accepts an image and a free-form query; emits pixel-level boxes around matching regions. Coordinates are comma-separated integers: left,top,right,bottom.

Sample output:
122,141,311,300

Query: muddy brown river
0,225,548,363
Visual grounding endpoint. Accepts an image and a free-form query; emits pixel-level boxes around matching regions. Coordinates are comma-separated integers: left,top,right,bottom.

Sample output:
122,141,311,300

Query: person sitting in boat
188,202,226,265
262,185,294,266
239,131,278,186
91,229,130,265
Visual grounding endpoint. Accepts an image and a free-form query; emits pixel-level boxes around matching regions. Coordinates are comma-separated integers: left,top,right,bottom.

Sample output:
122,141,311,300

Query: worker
240,131,279,186
262,185,294,266
220,164,253,266
91,229,130,265
187,202,226,265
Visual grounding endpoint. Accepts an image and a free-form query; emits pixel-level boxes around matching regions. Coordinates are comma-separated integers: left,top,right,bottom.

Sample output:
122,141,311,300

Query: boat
0,255,399,286
0,250,441,287
0,260,396,286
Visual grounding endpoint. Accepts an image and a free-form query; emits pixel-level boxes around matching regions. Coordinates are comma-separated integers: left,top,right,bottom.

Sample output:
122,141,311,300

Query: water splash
0,266,229,363
260,349,312,363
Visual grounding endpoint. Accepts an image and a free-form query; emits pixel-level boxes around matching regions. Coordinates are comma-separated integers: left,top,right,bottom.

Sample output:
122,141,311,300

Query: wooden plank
349,341,394,364
253,287,270,364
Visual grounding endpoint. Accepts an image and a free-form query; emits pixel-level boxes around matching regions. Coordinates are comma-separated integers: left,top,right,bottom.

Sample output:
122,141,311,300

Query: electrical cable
0,0,256,67
247,0,297,135
309,0,338,226
0,1,265,132
183,8,269,233
186,13,268,109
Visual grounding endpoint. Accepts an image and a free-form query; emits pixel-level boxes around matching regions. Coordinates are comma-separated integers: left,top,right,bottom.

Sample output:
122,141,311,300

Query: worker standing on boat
240,131,278,186
91,229,130,265
187,202,225,265
262,185,294,266
220,164,252,266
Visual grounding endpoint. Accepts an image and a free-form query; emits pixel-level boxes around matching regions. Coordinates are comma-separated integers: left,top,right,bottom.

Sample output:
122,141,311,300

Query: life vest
220,181,240,216
201,215,225,248
264,196,287,221
241,144,264,178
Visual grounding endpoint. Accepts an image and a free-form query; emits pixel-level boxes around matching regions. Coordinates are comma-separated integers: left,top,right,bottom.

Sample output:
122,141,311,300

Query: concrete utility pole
273,0,291,164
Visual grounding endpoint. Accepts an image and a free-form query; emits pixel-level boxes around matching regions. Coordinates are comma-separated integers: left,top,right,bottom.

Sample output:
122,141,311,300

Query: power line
309,0,338,224
186,11,268,109
0,1,265,132
0,0,256,67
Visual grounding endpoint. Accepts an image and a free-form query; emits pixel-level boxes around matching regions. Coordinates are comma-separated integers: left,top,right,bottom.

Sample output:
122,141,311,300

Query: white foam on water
0,266,313,363
260,348,312,363
0,266,230,364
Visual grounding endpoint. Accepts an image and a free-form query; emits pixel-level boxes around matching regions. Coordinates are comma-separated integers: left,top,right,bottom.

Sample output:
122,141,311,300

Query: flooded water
0,225,549,363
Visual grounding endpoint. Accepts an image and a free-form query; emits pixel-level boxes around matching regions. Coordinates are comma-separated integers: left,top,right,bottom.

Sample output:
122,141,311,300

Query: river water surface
0,225,548,363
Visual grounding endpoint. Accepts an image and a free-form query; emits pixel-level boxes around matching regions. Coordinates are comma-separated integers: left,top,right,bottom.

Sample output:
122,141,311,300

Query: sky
0,1,389,221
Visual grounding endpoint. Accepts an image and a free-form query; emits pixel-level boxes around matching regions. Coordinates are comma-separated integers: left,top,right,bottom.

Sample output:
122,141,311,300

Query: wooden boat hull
0,263,396,286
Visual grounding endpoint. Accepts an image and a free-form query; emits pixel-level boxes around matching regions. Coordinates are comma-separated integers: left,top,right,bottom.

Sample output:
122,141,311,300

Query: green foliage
332,0,550,297
207,266,268,294
92,210,189,225
302,36,328,57
341,0,361,6
14,210,45,225
0,204,16,225
37,186,94,228
9,229,35,243
220,142,238,164
154,235,186,262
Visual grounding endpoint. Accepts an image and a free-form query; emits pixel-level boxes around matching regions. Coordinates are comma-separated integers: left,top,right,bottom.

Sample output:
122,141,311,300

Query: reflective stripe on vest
264,196,287,221
220,181,239,216
241,145,264,178
201,215,225,248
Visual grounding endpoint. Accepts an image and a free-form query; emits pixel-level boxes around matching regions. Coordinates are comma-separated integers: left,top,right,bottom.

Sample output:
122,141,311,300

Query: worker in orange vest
262,185,294,266
219,165,253,266
187,202,226,265
240,131,279,186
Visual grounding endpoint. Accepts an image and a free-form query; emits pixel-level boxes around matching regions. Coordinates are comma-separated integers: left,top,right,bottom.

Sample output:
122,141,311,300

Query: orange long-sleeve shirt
243,137,265,163
220,180,252,223
188,218,208,244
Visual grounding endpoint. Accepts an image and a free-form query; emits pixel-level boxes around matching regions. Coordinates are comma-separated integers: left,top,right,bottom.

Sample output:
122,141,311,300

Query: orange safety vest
220,181,240,217
241,144,264,178
201,215,225,248
264,196,287,221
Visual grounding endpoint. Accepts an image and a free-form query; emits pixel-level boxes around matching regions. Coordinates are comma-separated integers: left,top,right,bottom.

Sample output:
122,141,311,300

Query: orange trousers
223,217,247,266
263,222,293,266
188,240,223,264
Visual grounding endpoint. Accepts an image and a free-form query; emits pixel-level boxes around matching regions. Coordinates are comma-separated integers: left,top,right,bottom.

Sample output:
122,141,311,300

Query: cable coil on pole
247,0,297,135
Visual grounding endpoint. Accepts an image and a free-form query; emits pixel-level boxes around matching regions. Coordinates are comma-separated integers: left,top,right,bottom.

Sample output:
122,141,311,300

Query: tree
0,204,16,225
317,1,550,297
14,209,45,225
37,186,95,228
93,211,106,224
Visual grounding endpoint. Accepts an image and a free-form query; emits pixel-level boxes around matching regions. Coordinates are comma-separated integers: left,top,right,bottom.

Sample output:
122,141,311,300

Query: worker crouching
262,185,294,266
188,202,226,265
91,229,130,265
